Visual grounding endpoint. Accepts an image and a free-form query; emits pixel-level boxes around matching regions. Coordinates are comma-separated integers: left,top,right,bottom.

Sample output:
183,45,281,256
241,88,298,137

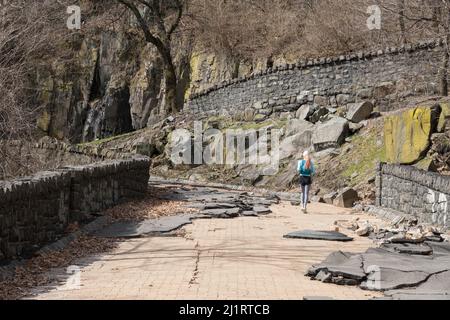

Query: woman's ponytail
303,150,311,170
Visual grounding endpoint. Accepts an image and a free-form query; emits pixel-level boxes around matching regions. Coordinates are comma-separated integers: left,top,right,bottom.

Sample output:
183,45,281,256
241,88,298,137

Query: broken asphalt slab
284,230,354,242
200,208,241,218
383,270,450,300
307,243,450,297
94,214,198,238
94,185,277,238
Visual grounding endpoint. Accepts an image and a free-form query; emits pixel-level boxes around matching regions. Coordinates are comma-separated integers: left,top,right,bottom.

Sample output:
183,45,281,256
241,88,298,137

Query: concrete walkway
30,202,383,300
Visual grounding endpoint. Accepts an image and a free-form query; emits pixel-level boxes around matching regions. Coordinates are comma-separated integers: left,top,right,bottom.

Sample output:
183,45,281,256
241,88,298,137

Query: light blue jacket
297,160,315,177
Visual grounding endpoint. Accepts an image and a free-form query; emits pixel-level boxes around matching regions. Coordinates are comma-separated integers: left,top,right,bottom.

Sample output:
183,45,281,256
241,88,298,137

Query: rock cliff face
35,29,275,144
36,32,139,143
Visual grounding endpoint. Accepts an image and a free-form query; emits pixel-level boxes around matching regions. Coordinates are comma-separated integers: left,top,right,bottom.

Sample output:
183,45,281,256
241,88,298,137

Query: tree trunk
441,5,450,96
163,61,178,114
159,44,179,115
398,0,407,44
433,0,441,33
441,46,449,96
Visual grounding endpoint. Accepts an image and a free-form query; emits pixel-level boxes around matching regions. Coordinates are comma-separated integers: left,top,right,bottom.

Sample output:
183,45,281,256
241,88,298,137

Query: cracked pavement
27,201,384,300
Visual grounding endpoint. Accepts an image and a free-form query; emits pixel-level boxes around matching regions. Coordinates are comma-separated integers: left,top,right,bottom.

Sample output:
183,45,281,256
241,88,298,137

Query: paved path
30,202,383,300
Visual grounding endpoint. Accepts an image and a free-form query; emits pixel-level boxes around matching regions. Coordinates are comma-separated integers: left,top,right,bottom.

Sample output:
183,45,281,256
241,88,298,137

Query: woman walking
297,150,315,213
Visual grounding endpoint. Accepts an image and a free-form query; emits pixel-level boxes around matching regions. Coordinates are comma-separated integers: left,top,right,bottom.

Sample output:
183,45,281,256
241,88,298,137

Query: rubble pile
94,185,279,238
306,214,450,299
160,186,278,218
334,215,447,245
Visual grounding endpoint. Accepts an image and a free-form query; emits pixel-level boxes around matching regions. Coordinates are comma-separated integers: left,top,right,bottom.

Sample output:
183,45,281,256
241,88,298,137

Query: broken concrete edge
0,215,112,282
149,176,301,202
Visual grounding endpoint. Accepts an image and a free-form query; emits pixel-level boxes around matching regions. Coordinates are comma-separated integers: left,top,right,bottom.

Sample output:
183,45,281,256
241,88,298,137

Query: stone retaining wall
376,163,450,228
185,40,444,118
1,138,140,180
0,155,150,261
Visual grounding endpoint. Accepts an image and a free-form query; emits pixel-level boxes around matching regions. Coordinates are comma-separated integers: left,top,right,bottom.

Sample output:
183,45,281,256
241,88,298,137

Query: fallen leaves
0,236,117,300
103,187,199,222
0,185,199,300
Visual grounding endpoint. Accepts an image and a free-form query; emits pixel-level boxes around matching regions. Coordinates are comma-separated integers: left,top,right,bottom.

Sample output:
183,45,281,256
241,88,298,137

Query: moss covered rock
384,106,440,164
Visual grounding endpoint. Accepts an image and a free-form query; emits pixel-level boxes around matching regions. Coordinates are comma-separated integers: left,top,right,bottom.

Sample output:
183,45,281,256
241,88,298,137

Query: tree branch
168,0,183,38
116,0,166,51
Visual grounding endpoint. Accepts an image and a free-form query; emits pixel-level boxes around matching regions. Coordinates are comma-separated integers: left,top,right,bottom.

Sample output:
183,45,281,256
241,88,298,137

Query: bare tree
115,0,184,114
189,0,305,61
376,0,450,95
398,0,407,44
0,0,75,179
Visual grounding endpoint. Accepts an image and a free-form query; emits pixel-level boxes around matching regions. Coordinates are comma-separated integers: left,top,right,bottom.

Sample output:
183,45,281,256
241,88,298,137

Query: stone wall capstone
376,162,450,228
185,40,444,117
0,155,150,262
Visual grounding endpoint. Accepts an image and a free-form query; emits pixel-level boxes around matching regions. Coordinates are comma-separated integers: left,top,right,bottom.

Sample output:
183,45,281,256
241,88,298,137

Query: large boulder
346,101,374,123
384,106,441,164
280,129,314,160
312,117,349,151
285,119,315,137
296,104,316,121
333,188,359,208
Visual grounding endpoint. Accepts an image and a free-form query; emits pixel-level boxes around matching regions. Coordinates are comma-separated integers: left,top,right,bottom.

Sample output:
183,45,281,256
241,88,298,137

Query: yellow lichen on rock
384,106,433,164
185,49,255,100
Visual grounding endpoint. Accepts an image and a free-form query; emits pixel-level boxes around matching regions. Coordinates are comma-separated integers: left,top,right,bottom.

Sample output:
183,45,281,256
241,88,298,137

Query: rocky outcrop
36,32,139,142
384,105,441,164
36,32,273,144
37,35,445,146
